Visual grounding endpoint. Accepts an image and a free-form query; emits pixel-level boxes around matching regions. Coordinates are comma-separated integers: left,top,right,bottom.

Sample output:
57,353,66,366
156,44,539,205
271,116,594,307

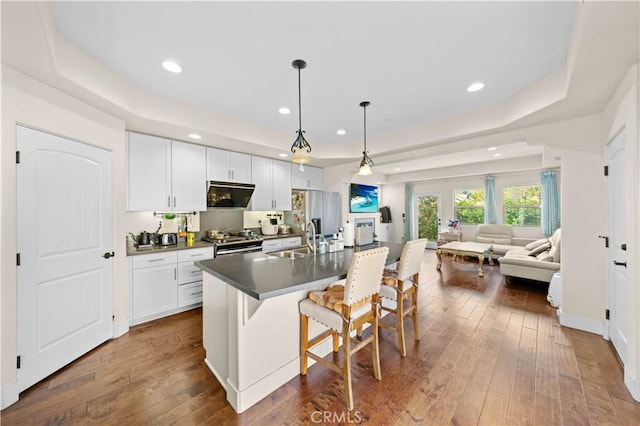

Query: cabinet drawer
178,262,203,285
177,247,214,262
179,281,203,307
262,239,283,252
132,251,177,269
281,237,302,248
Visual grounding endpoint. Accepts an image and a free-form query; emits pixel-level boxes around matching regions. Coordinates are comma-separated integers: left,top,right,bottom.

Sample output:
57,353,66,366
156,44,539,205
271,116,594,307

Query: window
503,185,541,226
454,189,485,224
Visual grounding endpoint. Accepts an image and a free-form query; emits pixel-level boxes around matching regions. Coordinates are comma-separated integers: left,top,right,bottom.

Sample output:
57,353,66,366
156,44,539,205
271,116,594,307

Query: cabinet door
229,152,252,183
306,166,323,190
250,156,273,210
291,164,308,189
171,141,206,211
131,264,177,322
272,159,292,210
127,132,171,211
207,147,231,181
262,239,283,252
282,237,302,248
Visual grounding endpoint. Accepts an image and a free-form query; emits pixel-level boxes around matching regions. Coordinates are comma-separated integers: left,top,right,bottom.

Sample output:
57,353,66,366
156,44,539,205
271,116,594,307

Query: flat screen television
349,183,379,213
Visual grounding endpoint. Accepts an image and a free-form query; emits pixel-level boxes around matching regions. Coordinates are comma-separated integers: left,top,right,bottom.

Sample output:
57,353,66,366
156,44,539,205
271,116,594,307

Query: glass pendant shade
358,162,372,176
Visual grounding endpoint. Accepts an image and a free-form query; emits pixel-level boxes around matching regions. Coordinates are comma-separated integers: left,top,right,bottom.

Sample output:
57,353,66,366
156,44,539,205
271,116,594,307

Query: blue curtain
403,183,413,242
541,171,560,235
484,176,498,224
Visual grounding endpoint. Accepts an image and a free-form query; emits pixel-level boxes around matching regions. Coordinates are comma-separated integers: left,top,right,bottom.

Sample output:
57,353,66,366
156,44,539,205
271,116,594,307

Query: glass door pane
416,193,440,249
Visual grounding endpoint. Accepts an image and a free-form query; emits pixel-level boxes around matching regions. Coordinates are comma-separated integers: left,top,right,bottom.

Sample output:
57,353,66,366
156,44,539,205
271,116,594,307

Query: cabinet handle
231,170,234,180
191,270,200,274
228,170,231,180
148,258,165,263
168,196,171,208
190,291,203,297
173,196,176,208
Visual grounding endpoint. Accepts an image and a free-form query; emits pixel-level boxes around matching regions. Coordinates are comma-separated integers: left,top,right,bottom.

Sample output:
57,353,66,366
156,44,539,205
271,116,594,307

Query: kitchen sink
267,247,314,259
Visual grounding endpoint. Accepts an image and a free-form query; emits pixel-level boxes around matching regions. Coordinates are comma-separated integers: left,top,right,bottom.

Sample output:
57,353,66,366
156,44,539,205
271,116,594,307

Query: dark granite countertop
195,242,403,300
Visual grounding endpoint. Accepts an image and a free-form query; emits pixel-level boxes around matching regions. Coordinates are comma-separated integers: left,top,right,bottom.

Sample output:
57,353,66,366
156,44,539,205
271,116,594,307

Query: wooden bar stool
299,246,389,411
379,238,427,356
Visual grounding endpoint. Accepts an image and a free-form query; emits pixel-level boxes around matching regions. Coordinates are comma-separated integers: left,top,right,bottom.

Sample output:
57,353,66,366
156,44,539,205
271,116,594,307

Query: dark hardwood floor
2,251,639,425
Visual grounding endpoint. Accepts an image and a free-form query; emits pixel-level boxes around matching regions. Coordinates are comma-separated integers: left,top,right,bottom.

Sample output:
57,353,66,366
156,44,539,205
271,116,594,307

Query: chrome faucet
307,222,316,255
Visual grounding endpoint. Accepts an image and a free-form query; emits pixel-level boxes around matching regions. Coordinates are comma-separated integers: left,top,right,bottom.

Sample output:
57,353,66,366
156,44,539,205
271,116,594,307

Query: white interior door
416,192,441,249
606,129,627,364
17,126,113,393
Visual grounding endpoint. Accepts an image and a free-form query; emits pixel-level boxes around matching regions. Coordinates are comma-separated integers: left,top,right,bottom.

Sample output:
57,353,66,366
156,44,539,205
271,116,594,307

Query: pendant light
290,59,311,169
358,101,374,176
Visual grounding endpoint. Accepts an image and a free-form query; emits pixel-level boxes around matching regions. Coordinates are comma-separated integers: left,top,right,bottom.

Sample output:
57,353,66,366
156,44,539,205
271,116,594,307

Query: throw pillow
536,252,553,262
525,238,550,251
528,242,551,256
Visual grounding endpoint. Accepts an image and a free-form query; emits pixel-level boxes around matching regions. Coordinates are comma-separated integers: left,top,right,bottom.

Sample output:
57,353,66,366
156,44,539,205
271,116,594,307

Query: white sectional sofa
498,229,562,283
475,224,536,260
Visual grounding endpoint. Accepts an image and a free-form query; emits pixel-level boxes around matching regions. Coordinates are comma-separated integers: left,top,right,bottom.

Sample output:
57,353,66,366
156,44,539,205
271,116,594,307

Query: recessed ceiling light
188,133,202,140
487,146,497,151
336,129,346,136
394,168,401,171
493,153,502,157
162,60,182,73
278,153,288,158
467,82,485,92
279,107,291,115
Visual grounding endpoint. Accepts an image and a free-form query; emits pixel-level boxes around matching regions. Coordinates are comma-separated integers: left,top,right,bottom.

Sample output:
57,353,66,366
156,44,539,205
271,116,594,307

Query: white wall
1,67,127,401
601,64,640,400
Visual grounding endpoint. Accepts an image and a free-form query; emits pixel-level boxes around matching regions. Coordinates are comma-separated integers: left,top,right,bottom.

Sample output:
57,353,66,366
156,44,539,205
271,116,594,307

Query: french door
17,126,114,394
416,192,441,249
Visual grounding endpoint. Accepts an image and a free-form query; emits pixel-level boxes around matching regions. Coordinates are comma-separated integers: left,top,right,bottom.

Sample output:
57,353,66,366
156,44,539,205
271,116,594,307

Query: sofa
475,224,536,260
498,228,561,283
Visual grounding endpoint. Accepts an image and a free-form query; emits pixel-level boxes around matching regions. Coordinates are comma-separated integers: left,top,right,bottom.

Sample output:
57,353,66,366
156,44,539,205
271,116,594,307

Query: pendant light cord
298,66,302,131
363,103,367,154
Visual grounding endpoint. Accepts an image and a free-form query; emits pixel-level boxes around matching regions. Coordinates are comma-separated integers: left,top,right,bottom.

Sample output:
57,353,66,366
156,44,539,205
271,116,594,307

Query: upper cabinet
127,132,206,211
251,157,292,211
207,147,251,183
291,164,323,190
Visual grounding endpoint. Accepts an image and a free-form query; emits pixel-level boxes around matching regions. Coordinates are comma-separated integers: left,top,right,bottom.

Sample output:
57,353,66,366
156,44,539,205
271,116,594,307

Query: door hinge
17,355,21,369
16,151,20,164
605,309,610,320
16,253,21,266
604,165,609,176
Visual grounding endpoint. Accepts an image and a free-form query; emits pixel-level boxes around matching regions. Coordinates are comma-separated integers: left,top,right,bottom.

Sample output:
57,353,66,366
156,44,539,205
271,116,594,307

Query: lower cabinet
262,236,303,253
129,247,213,325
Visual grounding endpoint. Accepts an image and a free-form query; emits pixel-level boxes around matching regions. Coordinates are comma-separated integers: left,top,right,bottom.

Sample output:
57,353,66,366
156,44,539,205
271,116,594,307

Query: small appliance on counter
130,232,152,250
155,233,177,246
260,218,278,236
355,225,374,246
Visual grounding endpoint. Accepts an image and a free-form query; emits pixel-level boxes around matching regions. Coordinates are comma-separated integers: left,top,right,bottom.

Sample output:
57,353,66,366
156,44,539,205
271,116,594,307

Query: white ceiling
3,2,638,179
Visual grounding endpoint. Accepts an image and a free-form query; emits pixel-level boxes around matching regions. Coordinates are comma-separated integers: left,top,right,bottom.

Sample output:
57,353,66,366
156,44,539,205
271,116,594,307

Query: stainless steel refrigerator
285,190,341,239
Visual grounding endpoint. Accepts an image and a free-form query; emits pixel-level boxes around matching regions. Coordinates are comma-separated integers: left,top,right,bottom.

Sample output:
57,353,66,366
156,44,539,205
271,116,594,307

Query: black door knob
103,251,115,259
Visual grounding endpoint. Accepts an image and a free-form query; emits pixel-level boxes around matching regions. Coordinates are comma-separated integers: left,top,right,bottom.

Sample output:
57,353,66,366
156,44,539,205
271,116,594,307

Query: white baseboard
1,381,20,410
558,308,606,336
203,357,227,392
624,367,640,402
112,319,129,338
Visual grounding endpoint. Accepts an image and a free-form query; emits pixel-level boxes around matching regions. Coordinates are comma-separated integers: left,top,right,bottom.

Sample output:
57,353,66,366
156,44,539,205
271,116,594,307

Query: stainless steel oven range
202,236,264,257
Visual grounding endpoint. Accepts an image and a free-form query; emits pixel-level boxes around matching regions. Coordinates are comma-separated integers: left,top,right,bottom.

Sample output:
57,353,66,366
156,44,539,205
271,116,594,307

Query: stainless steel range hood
207,181,255,208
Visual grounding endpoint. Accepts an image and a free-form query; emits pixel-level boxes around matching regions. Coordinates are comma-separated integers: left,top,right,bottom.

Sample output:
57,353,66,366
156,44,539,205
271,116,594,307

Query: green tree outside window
454,189,485,224
503,185,541,226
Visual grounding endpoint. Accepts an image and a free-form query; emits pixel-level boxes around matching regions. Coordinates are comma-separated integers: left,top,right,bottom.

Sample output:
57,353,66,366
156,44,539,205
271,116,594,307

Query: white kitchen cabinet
177,247,213,308
291,164,323,190
262,239,283,253
171,141,207,211
282,236,302,248
251,157,292,211
130,252,178,324
127,132,171,211
127,132,206,211
207,147,251,183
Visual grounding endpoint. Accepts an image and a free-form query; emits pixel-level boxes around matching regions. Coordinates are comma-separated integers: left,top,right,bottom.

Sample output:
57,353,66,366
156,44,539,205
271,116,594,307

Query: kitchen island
195,242,402,413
